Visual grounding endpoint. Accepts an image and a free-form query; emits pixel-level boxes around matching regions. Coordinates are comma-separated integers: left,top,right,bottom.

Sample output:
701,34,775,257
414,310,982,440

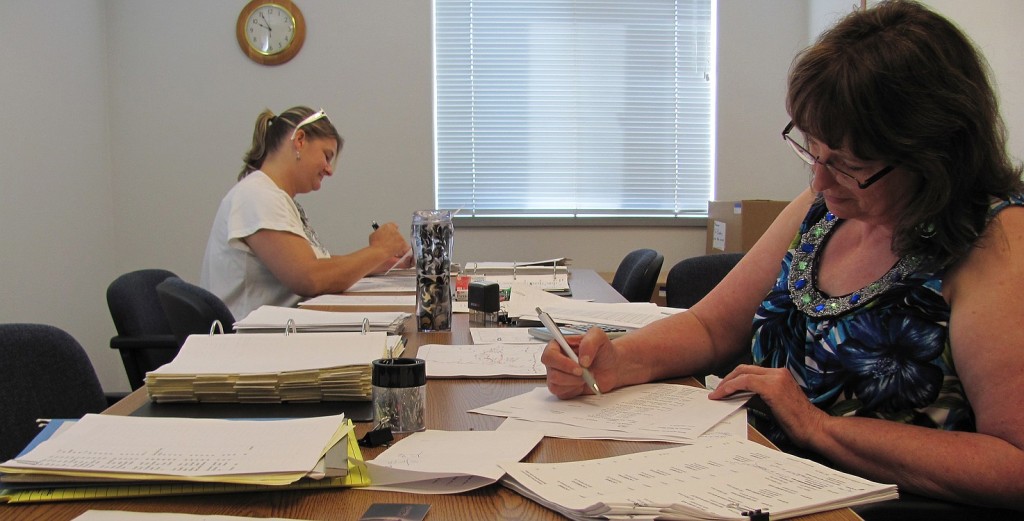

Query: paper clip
284,318,296,336
209,320,225,335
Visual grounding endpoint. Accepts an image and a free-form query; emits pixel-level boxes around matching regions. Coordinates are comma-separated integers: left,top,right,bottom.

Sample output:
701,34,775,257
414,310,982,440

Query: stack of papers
298,294,416,308
500,438,898,520
361,430,543,494
505,283,684,328
146,332,401,403
471,384,748,443
234,305,409,334
0,414,355,487
461,259,570,293
344,275,416,293
462,258,569,272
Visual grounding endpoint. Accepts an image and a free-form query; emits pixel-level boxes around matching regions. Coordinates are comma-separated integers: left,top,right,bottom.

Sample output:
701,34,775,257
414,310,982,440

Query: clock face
245,4,296,56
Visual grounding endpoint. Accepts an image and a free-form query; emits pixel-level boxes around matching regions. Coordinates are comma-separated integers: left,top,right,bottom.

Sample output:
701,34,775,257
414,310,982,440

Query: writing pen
371,221,380,230
535,307,601,395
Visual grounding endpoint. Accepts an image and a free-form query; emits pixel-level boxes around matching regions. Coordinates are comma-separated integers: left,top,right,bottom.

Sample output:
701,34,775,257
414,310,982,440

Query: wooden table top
2,269,860,521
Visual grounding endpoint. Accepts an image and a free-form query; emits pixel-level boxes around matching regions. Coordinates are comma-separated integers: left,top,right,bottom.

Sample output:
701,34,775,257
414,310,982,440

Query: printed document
496,409,749,443
471,383,749,443
0,414,350,485
417,343,546,378
500,437,898,520
361,430,543,494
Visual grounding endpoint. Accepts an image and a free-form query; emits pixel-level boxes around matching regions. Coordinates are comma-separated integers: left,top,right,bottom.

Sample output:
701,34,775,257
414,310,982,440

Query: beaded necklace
787,211,921,318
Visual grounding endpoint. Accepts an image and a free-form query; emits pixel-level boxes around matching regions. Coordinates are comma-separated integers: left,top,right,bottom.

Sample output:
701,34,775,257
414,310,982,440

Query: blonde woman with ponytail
200,106,411,318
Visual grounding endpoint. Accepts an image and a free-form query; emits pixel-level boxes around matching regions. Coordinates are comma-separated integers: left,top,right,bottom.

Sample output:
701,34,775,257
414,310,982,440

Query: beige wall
1,0,1020,392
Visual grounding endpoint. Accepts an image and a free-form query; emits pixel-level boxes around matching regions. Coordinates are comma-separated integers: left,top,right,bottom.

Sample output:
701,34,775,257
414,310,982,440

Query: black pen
371,221,380,230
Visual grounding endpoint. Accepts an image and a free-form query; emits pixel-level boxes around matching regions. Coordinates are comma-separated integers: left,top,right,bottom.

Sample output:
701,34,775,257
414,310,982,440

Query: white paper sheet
471,383,749,443
496,408,748,443
469,327,540,344
298,294,416,307
500,438,898,520
345,275,416,293
360,430,544,493
505,283,684,328
149,332,390,374
2,414,348,484
417,343,547,377
234,305,409,333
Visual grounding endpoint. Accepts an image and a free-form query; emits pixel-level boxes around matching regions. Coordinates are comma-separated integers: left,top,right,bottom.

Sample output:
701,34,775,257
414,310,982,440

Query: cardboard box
706,200,788,254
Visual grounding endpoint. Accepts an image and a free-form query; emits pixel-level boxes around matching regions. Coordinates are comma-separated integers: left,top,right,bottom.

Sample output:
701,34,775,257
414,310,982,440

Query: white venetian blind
435,0,714,219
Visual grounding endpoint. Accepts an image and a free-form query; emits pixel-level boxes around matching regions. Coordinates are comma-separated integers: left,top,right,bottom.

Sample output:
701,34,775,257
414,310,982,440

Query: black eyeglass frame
782,121,897,190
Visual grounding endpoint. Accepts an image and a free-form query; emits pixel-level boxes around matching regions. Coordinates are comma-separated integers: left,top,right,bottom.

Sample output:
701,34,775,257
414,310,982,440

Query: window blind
435,0,715,219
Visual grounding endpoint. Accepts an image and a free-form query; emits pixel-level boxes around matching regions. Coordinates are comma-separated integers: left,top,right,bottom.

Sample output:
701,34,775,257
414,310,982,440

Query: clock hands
258,10,272,34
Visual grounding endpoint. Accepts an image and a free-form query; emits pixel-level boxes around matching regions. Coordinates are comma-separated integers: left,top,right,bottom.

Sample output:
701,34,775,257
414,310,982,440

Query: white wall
0,1,121,387
1,0,1019,392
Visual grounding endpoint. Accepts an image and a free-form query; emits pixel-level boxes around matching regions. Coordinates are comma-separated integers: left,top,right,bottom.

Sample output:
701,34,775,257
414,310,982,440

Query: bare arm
710,207,1024,509
245,221,410,297
544,189,816,397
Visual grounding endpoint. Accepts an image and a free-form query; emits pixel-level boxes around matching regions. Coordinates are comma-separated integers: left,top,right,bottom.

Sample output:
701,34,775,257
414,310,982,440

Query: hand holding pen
536,307,602,395
371,221,413,274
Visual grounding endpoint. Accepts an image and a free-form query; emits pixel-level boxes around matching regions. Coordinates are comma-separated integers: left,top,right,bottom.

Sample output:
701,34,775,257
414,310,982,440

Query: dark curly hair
787,0,1022,269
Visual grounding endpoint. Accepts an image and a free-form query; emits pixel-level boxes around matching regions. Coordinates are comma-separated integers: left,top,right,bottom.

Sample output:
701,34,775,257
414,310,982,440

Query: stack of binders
145,331,403,403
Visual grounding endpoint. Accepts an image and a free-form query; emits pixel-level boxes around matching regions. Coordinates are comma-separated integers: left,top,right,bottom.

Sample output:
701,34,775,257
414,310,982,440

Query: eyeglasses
290,109,328,140
782,121,896,189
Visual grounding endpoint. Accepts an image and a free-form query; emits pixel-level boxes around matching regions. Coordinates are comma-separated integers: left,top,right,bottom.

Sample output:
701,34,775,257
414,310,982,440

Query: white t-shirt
200,171,330,319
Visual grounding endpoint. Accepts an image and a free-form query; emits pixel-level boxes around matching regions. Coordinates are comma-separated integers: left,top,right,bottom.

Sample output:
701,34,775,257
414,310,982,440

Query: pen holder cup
371,358,427,433
412,210,454,332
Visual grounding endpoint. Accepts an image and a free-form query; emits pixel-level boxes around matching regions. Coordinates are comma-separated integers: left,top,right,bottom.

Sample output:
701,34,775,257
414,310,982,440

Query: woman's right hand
368,222,411,258
541,327,621,399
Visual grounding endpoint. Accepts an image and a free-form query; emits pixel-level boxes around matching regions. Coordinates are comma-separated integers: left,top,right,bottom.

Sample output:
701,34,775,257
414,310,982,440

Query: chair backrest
665,252,744,309
106,269,181,390
107,269,178,337
0,323,108,461
611,249,665,303
156,277,236,347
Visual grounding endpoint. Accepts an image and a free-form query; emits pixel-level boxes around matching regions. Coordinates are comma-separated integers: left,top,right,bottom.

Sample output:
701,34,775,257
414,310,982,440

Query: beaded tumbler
412,210,454,331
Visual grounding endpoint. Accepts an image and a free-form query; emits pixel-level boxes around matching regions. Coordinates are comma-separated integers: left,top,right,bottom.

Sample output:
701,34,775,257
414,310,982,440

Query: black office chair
665,252,744,309
665,253,747,379
0,323,108,461
156,277,236,348
610,249,664,303
106,269,181,390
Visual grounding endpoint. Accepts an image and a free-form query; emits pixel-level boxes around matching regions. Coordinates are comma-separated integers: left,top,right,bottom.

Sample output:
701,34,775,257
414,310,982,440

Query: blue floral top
750,195,1024,448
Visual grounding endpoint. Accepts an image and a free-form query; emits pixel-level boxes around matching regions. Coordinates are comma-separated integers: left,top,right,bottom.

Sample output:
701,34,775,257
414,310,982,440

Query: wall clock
236,0,306,66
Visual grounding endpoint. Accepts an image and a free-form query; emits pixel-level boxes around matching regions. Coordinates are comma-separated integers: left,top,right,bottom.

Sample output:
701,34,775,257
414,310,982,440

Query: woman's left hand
708,364,829,448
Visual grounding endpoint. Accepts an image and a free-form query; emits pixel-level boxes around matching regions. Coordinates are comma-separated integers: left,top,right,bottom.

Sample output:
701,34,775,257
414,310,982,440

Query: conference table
2,270,861,521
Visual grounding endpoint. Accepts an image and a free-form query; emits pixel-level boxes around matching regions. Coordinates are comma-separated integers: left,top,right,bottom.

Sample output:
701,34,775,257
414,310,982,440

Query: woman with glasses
543,1,1022,514
200,106,412,319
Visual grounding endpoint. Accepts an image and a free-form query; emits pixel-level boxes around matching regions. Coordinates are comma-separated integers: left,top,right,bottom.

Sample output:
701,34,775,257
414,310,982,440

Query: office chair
665,253,747,379
0,323,108,461
610,249,665,303
106,269,181,390
665,252,744,309
156,276,236,348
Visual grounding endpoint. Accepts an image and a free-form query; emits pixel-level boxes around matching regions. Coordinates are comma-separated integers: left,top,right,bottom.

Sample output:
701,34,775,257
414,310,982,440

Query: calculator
528,323,629,341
